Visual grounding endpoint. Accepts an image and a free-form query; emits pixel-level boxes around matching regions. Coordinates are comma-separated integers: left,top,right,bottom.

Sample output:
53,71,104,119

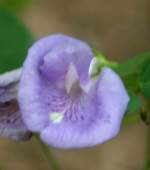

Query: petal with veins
18,34,129,148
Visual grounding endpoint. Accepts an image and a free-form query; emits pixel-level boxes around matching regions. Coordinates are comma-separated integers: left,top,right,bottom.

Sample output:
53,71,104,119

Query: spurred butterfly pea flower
18,34,129,148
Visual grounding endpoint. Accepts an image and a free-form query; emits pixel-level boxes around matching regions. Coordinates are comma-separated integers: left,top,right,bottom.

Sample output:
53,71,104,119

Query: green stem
35,135,61,170
145,125,150,170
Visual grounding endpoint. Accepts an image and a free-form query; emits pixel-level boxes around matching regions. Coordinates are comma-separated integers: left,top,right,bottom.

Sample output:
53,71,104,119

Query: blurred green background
0,0,149,169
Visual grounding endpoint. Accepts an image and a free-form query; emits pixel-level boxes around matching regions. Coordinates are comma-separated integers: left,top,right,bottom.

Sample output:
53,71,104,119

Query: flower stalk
35,135,61,170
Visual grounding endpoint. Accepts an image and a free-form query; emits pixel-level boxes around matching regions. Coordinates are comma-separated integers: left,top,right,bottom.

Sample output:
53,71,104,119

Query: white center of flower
49,112,64,124
65,62,97,95
65,63,79,94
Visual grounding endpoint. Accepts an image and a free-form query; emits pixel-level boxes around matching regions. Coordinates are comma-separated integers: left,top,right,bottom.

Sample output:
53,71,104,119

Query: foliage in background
0,8,33,73
139,61,150,102
115,52,150,115
0,0,35,14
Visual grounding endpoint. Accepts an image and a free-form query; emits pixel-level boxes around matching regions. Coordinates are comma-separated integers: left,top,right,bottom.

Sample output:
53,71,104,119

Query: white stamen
49,112,64,124
81,79,96,93
65,63,79,94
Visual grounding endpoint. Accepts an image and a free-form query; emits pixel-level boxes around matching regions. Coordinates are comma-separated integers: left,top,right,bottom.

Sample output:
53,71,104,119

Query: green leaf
140,81,150,101
115,52,150,92
0,0,35,14
127,91,141,113
139,61,150,101
116,52,150,77
140,62,150,82
0,8,33,73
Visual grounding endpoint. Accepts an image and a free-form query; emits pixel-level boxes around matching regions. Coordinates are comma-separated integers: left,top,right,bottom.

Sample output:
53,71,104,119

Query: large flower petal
39,35,93,86
40,67,129,148
18,34,93,131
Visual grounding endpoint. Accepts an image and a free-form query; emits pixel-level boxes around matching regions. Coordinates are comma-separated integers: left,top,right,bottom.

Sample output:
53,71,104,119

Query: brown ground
0,0,150,169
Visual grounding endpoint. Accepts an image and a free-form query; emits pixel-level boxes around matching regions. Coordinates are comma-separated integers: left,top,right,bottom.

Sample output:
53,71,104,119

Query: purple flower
18,34,129,148
0,69,32,141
